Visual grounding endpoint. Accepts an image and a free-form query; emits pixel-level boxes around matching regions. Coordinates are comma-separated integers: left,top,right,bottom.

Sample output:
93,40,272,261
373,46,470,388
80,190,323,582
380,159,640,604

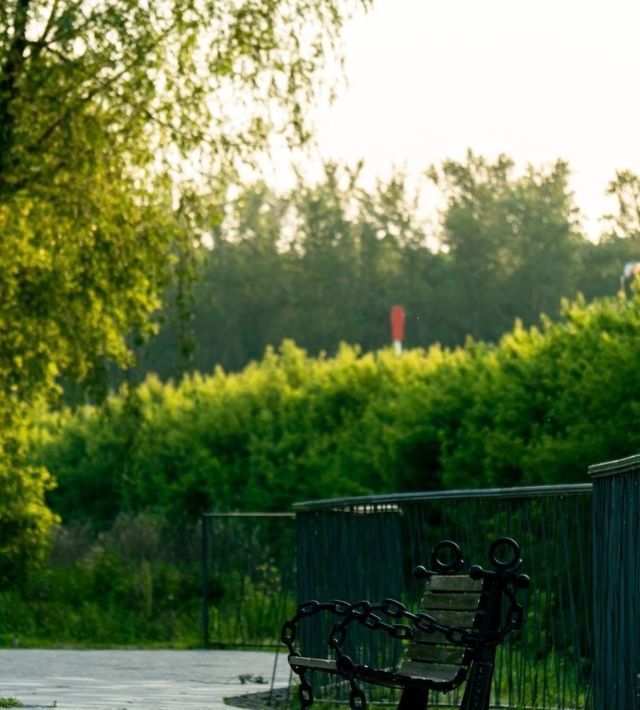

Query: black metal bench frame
281,538,530,710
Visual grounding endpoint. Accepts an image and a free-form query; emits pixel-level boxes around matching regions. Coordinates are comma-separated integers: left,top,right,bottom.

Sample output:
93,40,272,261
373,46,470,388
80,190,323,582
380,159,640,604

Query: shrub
28,295,640,530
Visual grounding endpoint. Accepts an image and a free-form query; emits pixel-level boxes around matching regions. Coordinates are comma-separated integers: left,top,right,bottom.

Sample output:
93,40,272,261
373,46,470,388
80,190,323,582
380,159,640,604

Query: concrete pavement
0,649,291,710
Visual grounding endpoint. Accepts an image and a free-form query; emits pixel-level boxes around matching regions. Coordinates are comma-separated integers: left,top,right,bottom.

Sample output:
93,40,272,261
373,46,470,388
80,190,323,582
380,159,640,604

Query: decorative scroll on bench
281,538,530,710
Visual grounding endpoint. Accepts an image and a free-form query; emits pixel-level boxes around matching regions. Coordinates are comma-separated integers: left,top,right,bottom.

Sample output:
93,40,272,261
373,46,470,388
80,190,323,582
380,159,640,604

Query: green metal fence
294,484,593,709
201,512,296,647
590,454,640,709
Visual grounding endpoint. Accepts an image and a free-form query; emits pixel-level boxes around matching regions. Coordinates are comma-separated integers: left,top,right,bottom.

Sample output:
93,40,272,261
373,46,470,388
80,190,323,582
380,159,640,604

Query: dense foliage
31,292,640,528
0,412,57,586
7,1,640,652
0,0,367,584
7,290,640,646
0,514,202,647
1,0,366,403
134,156,640,379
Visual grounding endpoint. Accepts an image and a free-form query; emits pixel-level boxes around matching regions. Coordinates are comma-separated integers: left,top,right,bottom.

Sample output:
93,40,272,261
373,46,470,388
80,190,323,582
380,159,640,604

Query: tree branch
0,0,31,169
26,17,180,157
35,0,62,48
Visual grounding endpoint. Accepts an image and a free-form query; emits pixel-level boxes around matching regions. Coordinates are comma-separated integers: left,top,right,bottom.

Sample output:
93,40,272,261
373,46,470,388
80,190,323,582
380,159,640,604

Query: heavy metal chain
280,599,352,658
280,600,354,710
281,583,524,710
327,586,524,657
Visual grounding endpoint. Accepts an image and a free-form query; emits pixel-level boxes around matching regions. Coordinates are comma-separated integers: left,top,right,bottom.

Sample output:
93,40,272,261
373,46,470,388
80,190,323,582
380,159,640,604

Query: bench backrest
399,573,484,687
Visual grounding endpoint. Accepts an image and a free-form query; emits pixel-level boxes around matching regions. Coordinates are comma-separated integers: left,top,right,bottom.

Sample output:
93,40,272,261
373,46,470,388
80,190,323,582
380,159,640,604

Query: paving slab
0,649,292,710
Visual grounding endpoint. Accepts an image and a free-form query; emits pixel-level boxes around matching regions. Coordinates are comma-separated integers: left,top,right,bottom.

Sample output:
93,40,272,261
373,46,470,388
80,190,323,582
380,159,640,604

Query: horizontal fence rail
294,484,593,511
294,484,593,710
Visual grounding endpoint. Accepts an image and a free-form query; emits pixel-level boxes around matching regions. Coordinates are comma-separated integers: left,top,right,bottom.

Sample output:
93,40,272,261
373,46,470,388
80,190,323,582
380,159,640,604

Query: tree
138,165,435,374
0,0,369,400
575,170,640,300
0,0,369,580
427,151,585,342
130,155,634,379
605,170,640,238
0,408,58,586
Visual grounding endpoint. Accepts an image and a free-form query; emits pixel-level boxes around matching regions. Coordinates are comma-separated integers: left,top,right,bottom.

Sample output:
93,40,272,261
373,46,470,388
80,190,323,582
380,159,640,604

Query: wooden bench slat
413,629,457,647
425,575,483,592
416,609,478,628
407,644,468,665
290,657,337,673
397,660,466,684
420,591,482,610
409,607,478,650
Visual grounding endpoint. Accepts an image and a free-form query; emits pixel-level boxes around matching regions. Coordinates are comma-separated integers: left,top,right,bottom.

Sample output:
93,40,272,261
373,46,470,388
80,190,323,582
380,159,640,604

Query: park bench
281,538,530,710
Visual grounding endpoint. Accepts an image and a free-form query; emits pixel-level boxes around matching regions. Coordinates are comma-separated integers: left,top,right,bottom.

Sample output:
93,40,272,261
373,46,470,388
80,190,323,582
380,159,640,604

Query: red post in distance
390,305,405,355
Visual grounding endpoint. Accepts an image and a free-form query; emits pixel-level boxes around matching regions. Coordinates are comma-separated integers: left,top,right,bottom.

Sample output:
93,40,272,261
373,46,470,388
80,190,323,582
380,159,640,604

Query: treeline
33,292,640,530
132,154,640,381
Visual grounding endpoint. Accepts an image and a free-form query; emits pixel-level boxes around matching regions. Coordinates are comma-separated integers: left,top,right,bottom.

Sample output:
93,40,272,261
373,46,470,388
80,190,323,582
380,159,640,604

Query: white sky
265,0,640,239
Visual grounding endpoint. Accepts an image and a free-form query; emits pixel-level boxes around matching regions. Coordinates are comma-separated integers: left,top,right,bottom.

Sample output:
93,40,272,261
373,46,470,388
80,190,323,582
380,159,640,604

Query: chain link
281,599,355,709
380,598,406,618
280,599,352,657
298,674,314,710
349,685,367,710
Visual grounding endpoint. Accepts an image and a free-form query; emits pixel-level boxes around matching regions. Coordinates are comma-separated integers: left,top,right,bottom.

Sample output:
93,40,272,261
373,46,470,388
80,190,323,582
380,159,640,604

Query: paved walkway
0,649,291,710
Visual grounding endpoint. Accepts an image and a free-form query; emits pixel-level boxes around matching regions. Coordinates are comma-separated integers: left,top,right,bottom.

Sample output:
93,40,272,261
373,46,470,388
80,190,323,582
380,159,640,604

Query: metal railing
201,484,598,708
201,512,296,648
294,484,593,709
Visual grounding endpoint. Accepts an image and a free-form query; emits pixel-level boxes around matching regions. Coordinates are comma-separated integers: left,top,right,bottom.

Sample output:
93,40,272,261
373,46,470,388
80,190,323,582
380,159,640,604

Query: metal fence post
201,514,210,648
590,454,640,710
